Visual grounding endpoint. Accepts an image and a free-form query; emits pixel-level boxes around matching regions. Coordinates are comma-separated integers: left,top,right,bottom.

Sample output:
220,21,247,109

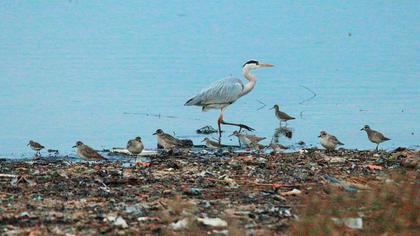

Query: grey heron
185,60,273,142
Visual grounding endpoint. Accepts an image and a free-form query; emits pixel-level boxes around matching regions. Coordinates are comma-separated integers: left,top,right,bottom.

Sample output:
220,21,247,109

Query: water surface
0,1,419,158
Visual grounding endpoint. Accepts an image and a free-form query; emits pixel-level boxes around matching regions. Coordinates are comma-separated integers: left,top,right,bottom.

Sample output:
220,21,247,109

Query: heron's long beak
259,63,274,68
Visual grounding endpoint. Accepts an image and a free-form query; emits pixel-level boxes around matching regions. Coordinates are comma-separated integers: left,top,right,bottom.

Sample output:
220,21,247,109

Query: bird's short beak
152,132,157,135
201,139,205,142
318,135,321,138
270,106,275,110
360,128,364,131
228,134,234,137
259,63,274,68
72,145,76,148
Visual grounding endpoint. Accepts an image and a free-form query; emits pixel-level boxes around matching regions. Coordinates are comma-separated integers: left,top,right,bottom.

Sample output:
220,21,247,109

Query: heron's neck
241,67,256,96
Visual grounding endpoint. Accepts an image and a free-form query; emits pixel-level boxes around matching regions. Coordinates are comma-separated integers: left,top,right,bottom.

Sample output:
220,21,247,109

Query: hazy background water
0,1,419,158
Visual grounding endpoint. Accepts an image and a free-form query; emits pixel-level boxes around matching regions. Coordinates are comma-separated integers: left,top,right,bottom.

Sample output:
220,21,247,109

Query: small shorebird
318,131,344,151
361,125,390,151
271,104,295,126
230,131,266,149
153,129,178,150
73,141,106,161
27,140,44,156
269,143,288,153
185,60,274,143
126,136,144,155
201,137,222,149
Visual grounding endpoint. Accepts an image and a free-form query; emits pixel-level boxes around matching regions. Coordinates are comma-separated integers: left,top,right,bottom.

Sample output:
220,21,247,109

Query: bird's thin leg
217,111,223,144
375,144,379,152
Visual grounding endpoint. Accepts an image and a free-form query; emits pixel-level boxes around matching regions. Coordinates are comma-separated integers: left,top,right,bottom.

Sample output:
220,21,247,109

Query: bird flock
26,60,392,160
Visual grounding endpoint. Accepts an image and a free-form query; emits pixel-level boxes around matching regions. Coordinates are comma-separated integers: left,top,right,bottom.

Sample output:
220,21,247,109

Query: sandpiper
318,131,344,151
126,136,144,155
230,131,266,149
73,141,106,161
361,125,390,151
201,137,222,149
269,143,288,153
27,140,44,156
271,104,295,126
153,129,179,150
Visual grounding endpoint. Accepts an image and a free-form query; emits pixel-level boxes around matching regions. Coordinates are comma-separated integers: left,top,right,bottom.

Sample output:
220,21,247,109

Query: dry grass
289,170,419,235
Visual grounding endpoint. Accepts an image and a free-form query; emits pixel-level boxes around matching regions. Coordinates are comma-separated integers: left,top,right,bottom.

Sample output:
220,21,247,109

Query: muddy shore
0,148,418,235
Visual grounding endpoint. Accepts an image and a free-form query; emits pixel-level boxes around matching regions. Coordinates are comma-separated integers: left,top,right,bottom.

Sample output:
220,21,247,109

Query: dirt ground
0,148,418,235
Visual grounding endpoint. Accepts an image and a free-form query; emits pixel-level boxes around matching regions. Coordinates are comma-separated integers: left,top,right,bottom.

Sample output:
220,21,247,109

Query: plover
271,104,295,125
201,137,222,149
318,131,344,151
153,129,179,150
361,125,390,151
126,136,144,155
27,140,44,156
73,141,106,161
231,131,266,149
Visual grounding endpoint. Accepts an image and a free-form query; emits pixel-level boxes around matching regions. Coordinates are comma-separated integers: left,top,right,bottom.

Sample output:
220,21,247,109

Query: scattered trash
196,125,219,134
366,164,383,170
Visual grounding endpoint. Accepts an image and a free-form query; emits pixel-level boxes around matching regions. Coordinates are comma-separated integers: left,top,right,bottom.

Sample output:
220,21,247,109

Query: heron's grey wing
185,77,244,106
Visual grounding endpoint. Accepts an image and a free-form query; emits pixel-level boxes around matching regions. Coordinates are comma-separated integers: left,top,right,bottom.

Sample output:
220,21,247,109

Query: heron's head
318,131,327,138
135,136,142,142
153,129,163,135
361,125,370,131
73,141,83,148
243,60,274,70
270,104,279,110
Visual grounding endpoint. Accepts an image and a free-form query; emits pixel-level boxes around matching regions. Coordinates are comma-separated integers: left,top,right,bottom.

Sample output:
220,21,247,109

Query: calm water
0,1,419,158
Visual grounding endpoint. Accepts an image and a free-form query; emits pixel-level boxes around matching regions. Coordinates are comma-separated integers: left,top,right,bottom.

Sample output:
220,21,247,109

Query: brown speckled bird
73,141,106,161
361,125,390,151
27,140,44,156
271,104,295,126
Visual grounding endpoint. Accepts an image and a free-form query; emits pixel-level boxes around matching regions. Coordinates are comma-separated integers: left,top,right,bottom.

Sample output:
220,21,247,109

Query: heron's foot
238,124,255,131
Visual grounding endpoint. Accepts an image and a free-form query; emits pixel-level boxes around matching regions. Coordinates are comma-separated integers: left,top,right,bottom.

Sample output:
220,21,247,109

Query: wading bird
27,140,44,157
270,104,295,126
73,141,106,161
185,60,274,142
361,125,390,151
318,131,344,151
127,136,144,155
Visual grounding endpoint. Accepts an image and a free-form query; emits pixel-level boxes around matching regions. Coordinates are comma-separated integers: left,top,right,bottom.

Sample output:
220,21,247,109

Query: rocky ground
0,148,418,235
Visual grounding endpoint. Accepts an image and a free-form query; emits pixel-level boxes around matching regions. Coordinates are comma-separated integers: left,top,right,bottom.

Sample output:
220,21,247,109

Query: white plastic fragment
169,218,189,230
114,216,128,228
197,217,228,227
331,217,363,229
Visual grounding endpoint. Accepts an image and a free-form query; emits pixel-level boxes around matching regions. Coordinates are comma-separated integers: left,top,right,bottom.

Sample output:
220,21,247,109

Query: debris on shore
0,148,418,235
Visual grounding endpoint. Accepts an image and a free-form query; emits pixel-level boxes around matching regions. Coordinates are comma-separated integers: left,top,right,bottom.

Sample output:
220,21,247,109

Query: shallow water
0,1,419,158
